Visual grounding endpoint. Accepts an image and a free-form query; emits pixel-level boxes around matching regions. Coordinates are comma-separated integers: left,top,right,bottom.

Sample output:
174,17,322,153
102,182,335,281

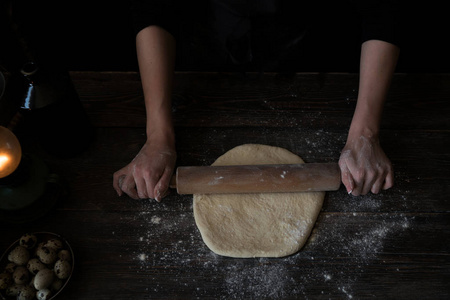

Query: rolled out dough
193,144,324,258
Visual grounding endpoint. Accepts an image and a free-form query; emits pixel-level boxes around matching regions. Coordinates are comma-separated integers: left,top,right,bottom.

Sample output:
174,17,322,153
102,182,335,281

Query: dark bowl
0,232,74,300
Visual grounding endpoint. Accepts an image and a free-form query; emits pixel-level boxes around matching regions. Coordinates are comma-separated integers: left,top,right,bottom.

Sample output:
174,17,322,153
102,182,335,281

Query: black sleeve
130,0,179,38
357,0,402,47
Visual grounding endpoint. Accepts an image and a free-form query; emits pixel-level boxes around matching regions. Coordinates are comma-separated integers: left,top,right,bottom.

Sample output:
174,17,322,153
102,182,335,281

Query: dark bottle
19,62,94,157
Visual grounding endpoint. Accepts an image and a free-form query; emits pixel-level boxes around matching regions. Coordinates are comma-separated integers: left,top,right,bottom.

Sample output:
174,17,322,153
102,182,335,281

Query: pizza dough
193,144,325,258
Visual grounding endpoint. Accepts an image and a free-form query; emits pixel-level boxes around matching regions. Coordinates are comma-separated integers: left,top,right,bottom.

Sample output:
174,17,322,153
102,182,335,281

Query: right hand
339,134,394,196
113,137,176,201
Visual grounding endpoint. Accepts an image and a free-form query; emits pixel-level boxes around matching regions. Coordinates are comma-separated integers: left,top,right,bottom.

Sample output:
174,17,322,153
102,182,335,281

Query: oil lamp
0,126,21,178
0,126,60,223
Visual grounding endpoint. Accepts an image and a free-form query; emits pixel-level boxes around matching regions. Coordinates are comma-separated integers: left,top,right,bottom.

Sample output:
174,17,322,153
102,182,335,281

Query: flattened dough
193,144,324,258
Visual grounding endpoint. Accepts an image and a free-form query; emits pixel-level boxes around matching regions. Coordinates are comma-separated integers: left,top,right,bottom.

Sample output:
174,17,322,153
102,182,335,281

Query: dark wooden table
1,72,449,299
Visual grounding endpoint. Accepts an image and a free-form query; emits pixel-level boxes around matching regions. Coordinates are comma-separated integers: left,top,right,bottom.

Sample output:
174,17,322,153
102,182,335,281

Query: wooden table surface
1,72,449,299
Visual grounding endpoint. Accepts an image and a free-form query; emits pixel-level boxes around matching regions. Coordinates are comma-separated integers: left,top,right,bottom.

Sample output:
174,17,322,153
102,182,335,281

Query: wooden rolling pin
170,163,341,194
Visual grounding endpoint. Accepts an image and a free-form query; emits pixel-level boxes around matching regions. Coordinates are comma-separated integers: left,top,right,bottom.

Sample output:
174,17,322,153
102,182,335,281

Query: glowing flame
0,126,22,178
0,154,9,170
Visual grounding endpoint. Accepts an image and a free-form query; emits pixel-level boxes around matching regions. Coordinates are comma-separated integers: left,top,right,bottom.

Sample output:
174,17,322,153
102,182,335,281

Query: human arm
113,25,176,201
339,39,400,196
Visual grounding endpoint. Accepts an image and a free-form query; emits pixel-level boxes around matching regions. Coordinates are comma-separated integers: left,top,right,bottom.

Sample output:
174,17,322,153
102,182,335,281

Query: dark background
1,1,449,73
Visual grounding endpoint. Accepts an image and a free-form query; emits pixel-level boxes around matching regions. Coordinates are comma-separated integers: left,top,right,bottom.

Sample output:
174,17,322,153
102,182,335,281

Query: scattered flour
150,216,161,224
224,263,294,299
138,253,147,262
118,188,413,299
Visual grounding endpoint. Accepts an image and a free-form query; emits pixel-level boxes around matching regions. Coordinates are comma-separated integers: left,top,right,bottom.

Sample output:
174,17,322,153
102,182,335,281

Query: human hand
338,135,393,196
113,139,176,201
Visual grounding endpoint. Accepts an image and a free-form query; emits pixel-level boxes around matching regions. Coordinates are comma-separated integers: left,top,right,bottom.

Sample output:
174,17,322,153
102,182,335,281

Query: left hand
339,134,394,196
113,138,176,201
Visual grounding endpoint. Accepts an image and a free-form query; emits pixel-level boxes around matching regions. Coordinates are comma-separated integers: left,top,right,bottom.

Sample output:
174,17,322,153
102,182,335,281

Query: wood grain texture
70,72,450,130
1,72,449,300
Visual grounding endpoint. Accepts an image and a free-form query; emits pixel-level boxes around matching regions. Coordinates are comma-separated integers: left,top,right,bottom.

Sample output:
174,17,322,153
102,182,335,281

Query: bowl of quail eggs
0,233,74,300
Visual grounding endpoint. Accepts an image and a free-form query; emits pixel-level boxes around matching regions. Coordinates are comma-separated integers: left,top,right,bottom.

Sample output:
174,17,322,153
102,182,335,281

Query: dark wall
1,1,448,73
0,1,137,72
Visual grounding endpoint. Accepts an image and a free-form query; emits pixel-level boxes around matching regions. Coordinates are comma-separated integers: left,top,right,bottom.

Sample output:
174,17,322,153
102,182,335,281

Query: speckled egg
27,258,46,275
0,272,12,289
17,285,35,300
5,284,22,297
12,266,30,285
58,249,72,261
19,233,38,249
54,259,71,280
44,238,63,251
36,246,57,265
36,288,53,300
8,245,30,266
33,269,54,290
33,242,44,257
5,262,17,273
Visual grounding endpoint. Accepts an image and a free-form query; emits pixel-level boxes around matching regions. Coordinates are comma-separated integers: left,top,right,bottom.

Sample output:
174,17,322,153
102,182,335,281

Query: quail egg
36,246,57,265
19,233,38,249
36,288,52,300
12,266,30,285
43,239,63,251
27,258,46,275
54,260,71,280
57,249,72,262
8,246,30,266
5,283,22,297
5,262,17,273
17,285,35,300
33,269,54,290
0,272,12,289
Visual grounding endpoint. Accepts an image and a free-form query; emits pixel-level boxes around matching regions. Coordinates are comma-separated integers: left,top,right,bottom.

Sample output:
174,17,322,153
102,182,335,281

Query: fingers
339,161,354,195
113,170,125,196
135,175,150,199
339,157,394,197
154,167,174,202
382,167,394,190
371,175,385,194
120,173,140,199
362,168,379,195
114,165,173,201
340,156,365,196
114,171,157,200
341,164,393,196
349,173,363,196
143,173,159,200
113,167,140,200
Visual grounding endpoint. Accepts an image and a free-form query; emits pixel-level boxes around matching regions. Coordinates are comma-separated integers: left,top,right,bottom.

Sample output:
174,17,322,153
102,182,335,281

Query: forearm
136,25,176,144
349,40,400,139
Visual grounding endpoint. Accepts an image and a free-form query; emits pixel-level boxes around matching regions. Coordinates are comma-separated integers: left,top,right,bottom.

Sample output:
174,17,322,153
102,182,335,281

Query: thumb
340,165,354,195
154,167,173,202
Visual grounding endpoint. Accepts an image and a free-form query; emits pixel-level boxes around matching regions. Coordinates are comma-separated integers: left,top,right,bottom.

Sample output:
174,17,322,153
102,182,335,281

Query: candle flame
0,154,10,169
0,126,22,178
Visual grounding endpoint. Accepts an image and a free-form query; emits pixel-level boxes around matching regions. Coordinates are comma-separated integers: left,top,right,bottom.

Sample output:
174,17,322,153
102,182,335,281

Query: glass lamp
0,126,61,223
0,126,22,178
